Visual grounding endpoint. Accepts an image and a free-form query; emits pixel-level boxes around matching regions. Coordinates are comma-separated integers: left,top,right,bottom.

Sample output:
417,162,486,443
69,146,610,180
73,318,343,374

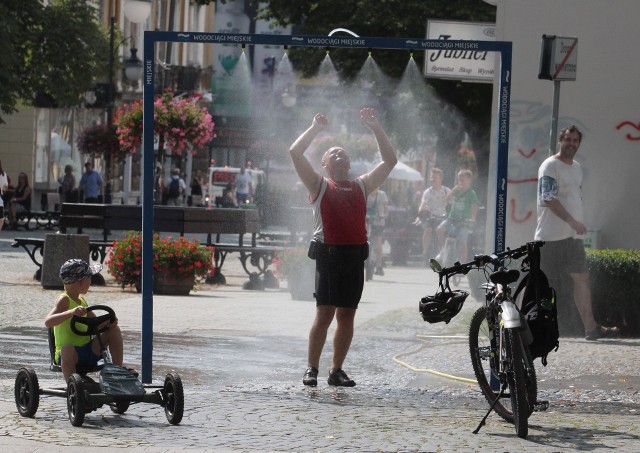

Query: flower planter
288,264,316,301
154,273,195,296
107,232,214,292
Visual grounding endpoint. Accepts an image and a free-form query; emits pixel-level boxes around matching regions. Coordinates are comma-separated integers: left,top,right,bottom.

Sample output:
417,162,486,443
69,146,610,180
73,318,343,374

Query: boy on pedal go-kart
44,259,124,381
436,169,479,264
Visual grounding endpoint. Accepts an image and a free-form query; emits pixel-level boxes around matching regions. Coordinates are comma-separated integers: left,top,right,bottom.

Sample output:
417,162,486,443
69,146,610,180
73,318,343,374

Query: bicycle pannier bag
514,243,559,366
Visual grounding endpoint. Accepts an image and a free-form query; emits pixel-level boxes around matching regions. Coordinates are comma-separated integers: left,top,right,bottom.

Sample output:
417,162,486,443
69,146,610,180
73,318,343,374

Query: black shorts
540,238,588,275
315,243,367,309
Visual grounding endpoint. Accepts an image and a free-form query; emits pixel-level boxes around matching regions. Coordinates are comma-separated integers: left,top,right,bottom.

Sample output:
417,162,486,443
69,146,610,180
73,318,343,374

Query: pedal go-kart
14,305,184,427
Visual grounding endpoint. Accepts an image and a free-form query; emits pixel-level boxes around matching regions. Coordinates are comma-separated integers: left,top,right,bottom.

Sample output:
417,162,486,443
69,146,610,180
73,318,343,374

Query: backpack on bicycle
514,242,559,366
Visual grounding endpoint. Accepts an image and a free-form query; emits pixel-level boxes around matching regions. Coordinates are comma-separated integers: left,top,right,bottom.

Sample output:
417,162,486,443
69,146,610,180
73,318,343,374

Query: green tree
0,0,110,123
0,0,41,122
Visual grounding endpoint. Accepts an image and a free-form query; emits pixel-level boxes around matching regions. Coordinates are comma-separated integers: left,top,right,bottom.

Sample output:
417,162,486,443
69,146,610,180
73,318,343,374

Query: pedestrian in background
535,125,618,340
415,167,451,262
235,166,253,205
79,162,103,203
366,188,389,276
0,160,8,230
165,168,186,206
7,172,31,229
58,164,77,203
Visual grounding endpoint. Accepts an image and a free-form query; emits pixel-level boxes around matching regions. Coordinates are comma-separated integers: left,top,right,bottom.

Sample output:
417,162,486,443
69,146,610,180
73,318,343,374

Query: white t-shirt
0,173,8,208
420,185,451,217
535,155,584,241
367,190,388,227
235,172,251,195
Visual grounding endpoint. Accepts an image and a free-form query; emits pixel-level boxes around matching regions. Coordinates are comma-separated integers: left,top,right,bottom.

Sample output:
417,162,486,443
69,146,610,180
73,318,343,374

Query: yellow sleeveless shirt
53,293,90,363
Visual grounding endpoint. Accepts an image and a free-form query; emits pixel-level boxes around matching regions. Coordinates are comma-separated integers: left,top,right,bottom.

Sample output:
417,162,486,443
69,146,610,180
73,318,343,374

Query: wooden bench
15,203,282,289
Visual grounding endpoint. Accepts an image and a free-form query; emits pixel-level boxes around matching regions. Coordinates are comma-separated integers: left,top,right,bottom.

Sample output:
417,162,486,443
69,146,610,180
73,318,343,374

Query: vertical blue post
141,31,155,383
494,43,512,254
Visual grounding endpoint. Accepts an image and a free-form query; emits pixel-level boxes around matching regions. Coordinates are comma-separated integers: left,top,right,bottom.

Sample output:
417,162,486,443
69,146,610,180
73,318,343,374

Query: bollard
41,234,90,289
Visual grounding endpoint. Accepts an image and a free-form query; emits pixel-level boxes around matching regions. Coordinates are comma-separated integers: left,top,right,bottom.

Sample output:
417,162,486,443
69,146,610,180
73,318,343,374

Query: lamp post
105,15,116,204
103,1,149,205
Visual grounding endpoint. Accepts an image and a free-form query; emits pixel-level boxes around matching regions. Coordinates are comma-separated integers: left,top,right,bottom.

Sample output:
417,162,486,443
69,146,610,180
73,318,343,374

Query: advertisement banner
212,0,252,117
424,20,496,83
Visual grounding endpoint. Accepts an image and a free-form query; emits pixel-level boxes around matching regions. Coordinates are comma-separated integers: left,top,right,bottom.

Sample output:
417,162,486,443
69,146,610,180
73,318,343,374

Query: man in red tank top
290,108,397,387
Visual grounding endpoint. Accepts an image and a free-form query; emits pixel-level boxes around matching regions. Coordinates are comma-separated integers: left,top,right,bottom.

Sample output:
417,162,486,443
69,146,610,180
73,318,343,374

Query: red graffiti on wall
507,177,537,184
517,148,537,158
615,121,640,141
510,198,532,223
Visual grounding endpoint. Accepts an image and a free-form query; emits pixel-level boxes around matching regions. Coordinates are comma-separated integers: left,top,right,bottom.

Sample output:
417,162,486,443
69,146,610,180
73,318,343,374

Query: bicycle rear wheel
505,329,529,438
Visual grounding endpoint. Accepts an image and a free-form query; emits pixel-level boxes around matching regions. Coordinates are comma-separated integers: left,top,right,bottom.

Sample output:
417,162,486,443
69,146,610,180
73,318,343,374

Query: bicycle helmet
419,290,469,324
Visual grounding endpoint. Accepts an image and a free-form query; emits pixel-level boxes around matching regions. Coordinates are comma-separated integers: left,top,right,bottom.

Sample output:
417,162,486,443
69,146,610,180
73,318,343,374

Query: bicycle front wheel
505,329,529,438
469,306,514,423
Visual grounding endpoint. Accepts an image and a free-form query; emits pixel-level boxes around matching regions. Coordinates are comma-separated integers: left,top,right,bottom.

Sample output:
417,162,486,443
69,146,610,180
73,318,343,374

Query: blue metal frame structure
140,31,512,382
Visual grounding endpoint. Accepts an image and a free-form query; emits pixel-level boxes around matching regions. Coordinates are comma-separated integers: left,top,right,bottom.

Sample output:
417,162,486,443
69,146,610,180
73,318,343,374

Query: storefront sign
424,20,496,83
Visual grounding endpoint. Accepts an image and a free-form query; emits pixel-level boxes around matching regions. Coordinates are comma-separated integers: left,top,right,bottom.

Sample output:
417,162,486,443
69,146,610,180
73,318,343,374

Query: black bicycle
421,241,545,439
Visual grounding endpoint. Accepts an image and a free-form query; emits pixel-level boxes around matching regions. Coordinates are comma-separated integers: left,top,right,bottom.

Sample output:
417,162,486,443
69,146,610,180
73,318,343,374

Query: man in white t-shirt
535,125,618,341
235,166,252,205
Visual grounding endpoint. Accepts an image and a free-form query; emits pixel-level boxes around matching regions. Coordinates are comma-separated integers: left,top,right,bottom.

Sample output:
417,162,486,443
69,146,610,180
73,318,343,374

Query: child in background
436,169,479,263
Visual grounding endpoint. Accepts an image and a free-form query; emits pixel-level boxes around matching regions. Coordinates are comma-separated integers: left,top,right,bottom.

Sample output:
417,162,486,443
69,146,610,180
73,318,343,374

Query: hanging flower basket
106,232,215,294
76,123,125,160
114,89,216,156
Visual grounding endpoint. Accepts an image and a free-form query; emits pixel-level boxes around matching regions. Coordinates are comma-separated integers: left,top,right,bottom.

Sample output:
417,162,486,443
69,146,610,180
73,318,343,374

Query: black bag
168,178,180,198
514,242,559,366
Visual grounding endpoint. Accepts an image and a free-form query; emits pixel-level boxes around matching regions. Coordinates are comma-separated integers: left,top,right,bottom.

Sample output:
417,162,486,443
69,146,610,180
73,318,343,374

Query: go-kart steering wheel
70,305,117,336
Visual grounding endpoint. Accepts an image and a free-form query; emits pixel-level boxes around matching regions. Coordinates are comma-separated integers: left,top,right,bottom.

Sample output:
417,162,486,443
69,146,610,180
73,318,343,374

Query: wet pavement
1,229,639,451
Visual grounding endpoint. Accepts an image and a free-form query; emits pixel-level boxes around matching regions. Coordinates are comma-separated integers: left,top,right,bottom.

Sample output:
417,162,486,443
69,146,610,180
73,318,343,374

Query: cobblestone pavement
1,230,639,452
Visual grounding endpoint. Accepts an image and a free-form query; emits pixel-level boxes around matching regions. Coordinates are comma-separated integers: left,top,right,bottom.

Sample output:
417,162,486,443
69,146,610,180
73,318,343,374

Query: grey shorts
540,238,588,275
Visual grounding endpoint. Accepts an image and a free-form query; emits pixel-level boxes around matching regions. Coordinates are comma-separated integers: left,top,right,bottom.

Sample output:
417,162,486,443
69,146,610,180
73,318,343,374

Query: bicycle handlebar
437,240,544,277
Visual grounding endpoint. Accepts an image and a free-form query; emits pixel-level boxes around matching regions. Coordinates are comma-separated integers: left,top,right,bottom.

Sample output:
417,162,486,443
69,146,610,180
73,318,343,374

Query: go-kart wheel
163,373,184,425
67,373,86,427
14,367,40,417
111,400,130,414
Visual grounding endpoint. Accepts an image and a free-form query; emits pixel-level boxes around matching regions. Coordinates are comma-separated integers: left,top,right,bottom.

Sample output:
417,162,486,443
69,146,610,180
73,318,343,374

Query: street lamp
124,0,152,23
124,48,144,88
104,1,151,204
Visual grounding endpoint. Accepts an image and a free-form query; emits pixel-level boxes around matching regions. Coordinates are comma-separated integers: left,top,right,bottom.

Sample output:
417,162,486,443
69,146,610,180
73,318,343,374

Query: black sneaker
327,369,356,387
585,325,620,341
303,367,318,387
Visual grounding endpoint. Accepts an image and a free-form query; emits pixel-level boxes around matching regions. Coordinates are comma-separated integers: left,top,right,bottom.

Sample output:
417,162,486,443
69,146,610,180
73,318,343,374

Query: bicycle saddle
489,268,520,286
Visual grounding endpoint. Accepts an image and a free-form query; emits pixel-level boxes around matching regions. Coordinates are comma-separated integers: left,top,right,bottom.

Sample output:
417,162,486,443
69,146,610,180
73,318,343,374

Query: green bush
587,249,640,336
